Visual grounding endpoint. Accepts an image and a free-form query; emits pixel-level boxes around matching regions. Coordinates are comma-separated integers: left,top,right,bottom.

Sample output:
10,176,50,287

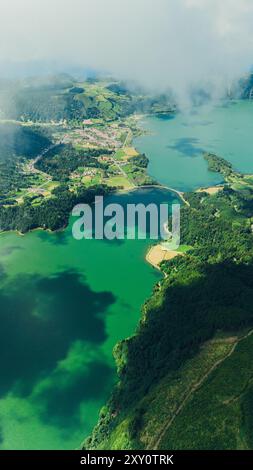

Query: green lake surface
1,100,253,449
0,188,173,450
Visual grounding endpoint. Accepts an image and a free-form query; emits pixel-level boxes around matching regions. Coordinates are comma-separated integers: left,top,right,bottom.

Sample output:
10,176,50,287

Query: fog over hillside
1,0,253,106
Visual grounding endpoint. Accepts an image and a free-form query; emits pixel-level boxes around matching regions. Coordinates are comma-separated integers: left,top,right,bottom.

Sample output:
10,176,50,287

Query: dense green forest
0,123,51,198
0,184,111,233
35,144,112,181
85,159,253,450
0,123,51,160
130,153,149,169
204,152,234,177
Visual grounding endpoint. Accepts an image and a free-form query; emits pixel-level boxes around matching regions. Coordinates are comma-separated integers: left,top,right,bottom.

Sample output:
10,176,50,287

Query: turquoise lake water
134,101,253,191
1,100,253,449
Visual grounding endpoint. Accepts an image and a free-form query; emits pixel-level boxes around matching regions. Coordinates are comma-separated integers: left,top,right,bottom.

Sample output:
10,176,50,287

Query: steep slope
84,157,253,450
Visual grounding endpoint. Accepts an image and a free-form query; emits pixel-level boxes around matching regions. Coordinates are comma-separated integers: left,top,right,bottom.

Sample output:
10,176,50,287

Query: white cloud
1,0,253,105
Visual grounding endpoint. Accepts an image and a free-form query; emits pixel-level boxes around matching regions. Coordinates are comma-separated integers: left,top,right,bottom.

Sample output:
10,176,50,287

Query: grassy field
114,147,138,161
104,175,134,190
177,244,193,253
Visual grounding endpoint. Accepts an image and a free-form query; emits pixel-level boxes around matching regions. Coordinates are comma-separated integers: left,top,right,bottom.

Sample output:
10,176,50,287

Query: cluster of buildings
63,123,123,149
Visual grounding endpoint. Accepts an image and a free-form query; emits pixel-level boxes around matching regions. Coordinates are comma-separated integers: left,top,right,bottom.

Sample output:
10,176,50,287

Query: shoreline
145,181,226,270
146,244,182,270
196,184,224,195
0,184,181,238
0,225,66,238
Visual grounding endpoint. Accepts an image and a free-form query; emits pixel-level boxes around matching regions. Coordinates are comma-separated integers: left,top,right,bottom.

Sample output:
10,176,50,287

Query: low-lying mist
1,0,253,108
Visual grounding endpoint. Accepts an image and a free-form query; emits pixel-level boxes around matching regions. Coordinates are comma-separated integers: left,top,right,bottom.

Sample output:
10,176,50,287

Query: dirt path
151,329,253,450
109,130,136,188
111,154,135,186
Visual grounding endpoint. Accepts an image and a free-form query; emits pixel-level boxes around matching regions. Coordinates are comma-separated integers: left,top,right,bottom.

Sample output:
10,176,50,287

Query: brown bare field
196,185,224,195
146,245,181,269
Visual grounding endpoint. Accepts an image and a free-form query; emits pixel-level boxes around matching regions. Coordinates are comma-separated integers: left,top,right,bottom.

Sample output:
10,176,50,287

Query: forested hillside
0,123,51,199
85,158,253,450
0,123,51,160
0,76,175,123
35,144,112,181
0,183,111,233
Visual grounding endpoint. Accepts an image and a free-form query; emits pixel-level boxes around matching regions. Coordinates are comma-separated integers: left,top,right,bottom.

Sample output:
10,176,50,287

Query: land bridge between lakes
138,184,190,206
